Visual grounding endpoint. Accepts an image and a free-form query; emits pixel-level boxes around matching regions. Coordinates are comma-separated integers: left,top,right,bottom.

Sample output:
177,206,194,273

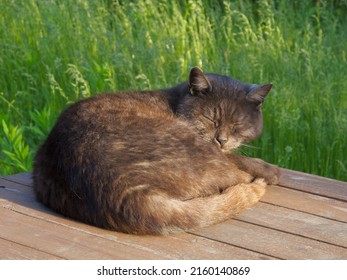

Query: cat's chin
226,142,242,151
212,139,241,153
220,147,238,154
221,148,233,154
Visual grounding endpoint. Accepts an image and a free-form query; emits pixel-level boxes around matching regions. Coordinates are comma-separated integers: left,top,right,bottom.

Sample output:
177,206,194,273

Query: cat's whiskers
240,143,261,150
235,143,262,157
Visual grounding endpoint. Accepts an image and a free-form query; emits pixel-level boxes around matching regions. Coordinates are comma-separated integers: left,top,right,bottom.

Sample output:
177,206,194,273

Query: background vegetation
1,0,346,181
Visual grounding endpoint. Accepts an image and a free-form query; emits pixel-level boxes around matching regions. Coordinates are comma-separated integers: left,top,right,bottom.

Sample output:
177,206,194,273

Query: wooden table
1,169,346,260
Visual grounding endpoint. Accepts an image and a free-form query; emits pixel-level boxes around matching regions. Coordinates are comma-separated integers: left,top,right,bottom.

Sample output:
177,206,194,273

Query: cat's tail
111,178,266,234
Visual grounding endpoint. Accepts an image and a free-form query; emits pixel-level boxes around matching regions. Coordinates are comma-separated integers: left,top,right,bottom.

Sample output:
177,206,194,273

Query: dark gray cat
33,67,280,234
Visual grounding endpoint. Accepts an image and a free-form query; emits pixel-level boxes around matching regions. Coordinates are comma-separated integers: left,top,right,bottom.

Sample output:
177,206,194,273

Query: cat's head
177,67,272,152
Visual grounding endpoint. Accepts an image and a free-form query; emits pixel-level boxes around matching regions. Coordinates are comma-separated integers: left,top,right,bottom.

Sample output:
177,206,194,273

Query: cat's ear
247,83,273,104
188,67,212,95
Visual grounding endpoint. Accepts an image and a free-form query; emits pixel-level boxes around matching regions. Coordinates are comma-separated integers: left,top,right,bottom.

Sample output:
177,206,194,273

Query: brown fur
33,67,280,234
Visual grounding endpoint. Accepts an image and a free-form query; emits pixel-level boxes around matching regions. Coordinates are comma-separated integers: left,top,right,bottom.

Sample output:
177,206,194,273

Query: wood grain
0,178,270,260
279,168,347,201
1,170,346,260
0,237,63,260
263,185,347,223
237,203,347,248
191,219,347,259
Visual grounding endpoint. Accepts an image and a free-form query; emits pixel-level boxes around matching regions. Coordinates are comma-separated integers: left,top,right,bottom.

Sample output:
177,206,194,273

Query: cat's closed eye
202,114,214,123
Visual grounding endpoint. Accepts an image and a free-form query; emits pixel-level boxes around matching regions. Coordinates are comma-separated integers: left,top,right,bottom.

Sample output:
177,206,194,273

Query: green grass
1,0,346,181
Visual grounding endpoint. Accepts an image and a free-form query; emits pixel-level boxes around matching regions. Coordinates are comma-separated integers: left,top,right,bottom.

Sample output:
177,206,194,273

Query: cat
33,67,280,235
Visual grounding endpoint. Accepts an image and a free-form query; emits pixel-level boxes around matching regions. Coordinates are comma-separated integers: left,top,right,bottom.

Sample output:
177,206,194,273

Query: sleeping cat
33,67,280,234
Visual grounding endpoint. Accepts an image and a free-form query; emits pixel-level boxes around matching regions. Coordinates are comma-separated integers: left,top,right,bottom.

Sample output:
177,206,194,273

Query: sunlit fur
33,67,280,235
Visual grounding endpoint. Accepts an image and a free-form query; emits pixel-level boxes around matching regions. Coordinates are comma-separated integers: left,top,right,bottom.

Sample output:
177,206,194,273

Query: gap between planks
1,171,347,259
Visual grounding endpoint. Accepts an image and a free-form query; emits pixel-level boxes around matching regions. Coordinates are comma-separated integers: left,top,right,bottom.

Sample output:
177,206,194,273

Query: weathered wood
0,172,32,187
0,208,163,260
191,219,347,260
1,170,346,260
262,185,347,223
279,168,347,201
0,237,63,260
237,203,347,248
0,178,270,260
0,207,269,260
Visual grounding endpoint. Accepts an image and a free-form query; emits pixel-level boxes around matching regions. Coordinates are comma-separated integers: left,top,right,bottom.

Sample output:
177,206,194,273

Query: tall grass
1,0,346,181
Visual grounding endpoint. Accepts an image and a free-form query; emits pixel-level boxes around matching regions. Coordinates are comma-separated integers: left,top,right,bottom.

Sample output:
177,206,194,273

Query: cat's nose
216,136,228,147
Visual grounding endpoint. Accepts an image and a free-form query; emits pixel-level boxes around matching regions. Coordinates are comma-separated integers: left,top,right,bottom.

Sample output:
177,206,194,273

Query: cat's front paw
256,161,281,185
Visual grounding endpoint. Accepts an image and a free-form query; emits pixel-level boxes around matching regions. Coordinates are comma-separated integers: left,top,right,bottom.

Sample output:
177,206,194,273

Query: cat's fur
33,67,280,235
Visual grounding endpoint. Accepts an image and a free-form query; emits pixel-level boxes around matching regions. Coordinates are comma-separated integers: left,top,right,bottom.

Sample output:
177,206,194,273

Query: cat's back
42,92,175,150
35,91,183,173
60,91,173,128
34,90,227,206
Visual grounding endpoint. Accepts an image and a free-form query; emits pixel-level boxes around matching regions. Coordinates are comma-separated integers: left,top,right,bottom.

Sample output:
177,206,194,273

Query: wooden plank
0,173,32,187
3,170,347,260
5,169,347,202
0,205,272,260
4,174,346,225
237,203,347,248
0,179,272,260
191,219,347,260
0,238,63,260
279,168,347,201
6,170,347,201
263,185,347,223
0,208,168,260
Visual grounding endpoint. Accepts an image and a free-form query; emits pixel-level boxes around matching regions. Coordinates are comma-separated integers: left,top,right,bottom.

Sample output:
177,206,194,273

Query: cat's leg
110,178,266,234
227,153,281,184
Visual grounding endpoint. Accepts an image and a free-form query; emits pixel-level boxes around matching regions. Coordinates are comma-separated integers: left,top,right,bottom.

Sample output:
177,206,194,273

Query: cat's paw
252,159,281,185
262,164,281,185
225,177,266,205
253,177,267,186
244,178,267,204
